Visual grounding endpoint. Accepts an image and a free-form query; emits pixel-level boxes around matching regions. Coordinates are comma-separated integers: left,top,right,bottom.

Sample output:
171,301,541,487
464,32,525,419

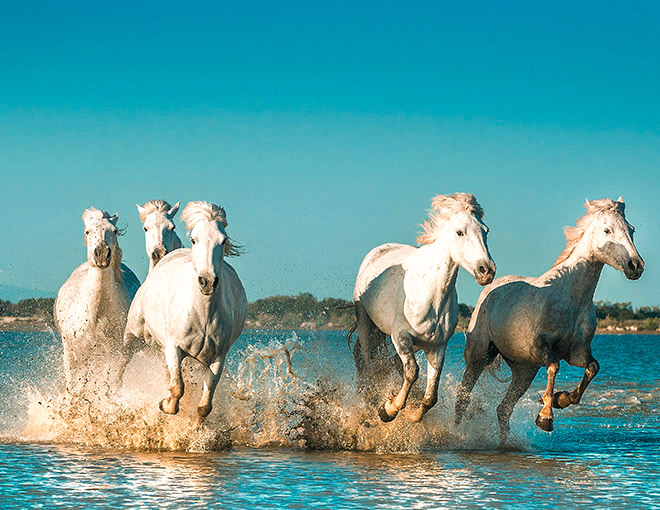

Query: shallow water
0,330,658,508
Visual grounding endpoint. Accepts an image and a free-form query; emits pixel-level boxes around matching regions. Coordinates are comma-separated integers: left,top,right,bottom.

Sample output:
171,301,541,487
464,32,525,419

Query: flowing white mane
138,199,174,222
181,201,242,256
82,207,114,222
417,193,484,245
553,198,629,267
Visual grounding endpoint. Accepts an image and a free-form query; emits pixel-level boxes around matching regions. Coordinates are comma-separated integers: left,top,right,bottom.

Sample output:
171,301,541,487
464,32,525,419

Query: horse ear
109,213,119,226
616,196,625,204
136,204,146,222
584,198,591,209
168,201,181,219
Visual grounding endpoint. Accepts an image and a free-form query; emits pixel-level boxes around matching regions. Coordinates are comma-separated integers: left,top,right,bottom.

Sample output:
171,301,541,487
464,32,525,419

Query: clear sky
1,1,659,307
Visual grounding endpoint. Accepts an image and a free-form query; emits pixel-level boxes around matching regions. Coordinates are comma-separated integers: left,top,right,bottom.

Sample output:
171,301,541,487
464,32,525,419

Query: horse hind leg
455,336,499,425
497,361,538,445
379,331,418,422
159,345,185,415
553,353,600,410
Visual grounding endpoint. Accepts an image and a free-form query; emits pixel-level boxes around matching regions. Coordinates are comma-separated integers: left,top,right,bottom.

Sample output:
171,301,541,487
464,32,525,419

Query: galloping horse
54,208,140,396
352,193,496,423
455,198,644,444
124,201,247,418
137,199,183,272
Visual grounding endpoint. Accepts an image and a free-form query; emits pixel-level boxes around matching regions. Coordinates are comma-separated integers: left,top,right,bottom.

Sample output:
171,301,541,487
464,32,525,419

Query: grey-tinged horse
455,197,644,444
350,193,496,423
137,199,183,272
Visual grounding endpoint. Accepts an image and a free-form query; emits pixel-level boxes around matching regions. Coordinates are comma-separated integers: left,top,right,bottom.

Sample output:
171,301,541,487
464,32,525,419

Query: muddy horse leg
379,331,418,422
159,345,185,415
553,353,600,409
408,344,447,422
197,355,226,418
536,346,560,432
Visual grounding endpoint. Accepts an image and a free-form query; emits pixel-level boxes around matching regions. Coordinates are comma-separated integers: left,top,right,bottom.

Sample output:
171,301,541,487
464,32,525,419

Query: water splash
6,330,548,452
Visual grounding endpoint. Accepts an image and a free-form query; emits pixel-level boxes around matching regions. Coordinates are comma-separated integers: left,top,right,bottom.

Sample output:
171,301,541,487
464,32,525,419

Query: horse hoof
378,402,398,423
535,415,554,432
159,398,179,415
552,391,572,409
197,404,212,418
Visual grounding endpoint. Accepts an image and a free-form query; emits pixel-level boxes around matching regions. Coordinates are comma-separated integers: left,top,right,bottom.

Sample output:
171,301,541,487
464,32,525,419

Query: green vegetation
0,296,657,332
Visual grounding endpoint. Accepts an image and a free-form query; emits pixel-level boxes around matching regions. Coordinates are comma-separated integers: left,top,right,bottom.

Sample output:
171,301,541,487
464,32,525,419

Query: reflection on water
1,444,659,509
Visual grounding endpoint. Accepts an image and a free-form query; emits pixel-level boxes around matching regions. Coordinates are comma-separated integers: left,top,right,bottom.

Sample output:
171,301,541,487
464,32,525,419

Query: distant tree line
0,296,658,331
0,297,55,318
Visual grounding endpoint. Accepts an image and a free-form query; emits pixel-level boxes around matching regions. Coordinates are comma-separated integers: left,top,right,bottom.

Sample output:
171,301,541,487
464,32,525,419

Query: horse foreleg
408,345,447,422
379,332,418,422
159,345,185,415
536,358,560,433
553,356,600,409
197,356,226,418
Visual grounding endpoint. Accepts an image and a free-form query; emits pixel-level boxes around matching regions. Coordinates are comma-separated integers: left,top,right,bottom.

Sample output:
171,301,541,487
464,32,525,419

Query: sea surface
0,329,658,508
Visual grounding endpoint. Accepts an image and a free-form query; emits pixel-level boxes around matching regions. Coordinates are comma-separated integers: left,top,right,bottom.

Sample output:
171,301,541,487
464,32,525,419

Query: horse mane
181,201,243,257
138,199,173,222
417,193,484,245
81,207,125,235
553,198,627,267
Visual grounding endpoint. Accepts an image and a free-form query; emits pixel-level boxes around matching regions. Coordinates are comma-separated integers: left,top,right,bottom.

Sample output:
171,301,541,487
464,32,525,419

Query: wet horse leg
497,361,538,445
159,345,185,415
379,331,418,422
197,355,226,418
455,341,499,425
408,344,447,422
553,354,600,409
536,346,560,432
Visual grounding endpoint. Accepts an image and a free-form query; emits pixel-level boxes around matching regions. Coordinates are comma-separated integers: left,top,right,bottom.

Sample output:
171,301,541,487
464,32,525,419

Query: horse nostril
198,276,205,286
479,265,488,275
212,277,219,289
628,260,637,272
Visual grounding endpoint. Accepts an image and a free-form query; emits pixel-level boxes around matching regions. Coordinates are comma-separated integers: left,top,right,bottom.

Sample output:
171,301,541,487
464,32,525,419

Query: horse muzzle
93,244,112,268
198,273,219,295
151,245,167,266
623,257,644,280
474,259,496,286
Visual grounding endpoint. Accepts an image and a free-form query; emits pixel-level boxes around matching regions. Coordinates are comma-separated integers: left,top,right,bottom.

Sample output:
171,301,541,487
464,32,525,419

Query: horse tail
485,353,512,383
345,320,357,349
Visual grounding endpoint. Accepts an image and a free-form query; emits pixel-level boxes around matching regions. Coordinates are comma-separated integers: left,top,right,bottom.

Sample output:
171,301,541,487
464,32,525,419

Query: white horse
455,198,644,444
124,201,247,418
54,208,141,396
137,199,183,272
351,193,496,423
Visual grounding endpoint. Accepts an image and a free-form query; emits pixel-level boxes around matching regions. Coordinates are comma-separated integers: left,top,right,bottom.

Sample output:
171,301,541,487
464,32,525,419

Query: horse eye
604,228,611,234
191,238,196,245
456,231,464,237
85,230,89,235
143,227,148,232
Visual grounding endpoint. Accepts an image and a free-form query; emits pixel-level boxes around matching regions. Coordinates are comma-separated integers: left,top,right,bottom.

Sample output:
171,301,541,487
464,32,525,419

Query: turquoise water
0,330,659,508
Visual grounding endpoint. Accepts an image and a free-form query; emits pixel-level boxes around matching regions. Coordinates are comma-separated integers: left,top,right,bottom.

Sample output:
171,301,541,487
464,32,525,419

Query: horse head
82,208,120,269
582,197,644,280
137,200,181,270
182,201,232,296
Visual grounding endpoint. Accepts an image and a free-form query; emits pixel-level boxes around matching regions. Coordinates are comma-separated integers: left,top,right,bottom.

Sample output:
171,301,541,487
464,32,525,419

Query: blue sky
1,1,659,306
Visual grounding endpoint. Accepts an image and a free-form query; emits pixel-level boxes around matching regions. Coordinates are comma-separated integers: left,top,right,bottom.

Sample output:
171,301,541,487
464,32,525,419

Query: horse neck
83,252,124,318
545,253,604,306
404,238,459,310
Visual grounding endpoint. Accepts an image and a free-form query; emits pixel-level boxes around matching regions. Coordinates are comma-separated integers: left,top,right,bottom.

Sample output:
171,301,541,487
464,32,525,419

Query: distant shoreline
1,316,658,335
